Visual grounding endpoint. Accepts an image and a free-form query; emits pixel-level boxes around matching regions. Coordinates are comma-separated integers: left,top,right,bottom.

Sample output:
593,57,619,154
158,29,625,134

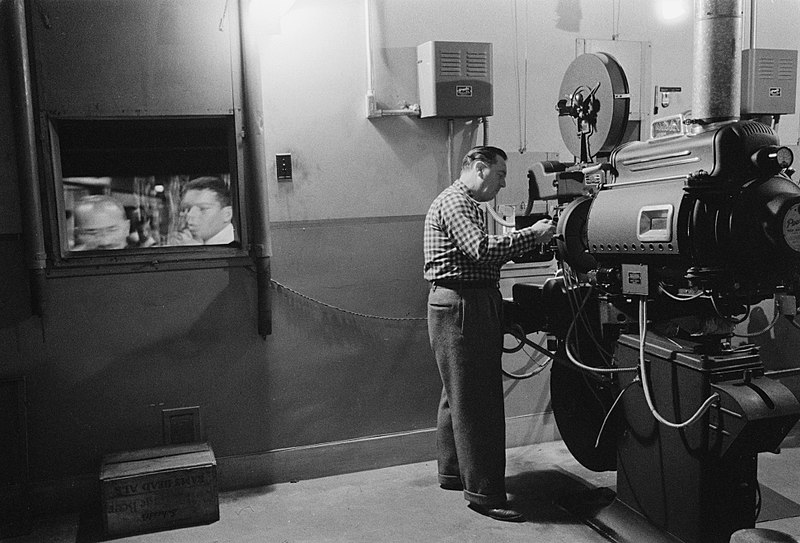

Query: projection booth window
52,117,240,254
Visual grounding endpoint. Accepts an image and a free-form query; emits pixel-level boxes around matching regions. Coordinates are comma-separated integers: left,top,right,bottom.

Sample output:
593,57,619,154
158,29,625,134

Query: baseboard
24,411,559,511
217,411,559,490
217,428,437,490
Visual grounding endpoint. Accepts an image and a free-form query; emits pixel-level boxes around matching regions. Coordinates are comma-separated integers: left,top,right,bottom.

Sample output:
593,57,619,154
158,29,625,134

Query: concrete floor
4,440,800,543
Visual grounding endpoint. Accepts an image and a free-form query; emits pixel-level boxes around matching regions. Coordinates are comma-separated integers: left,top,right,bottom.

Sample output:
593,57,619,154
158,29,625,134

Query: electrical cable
710,293,751,324
562,284,637,374
732,301,781,337
637,297,720,428
594,378,638,448
503,349,551,380
559,266,629,418
561,264,595,349
559,265,581,327
505,324,561,360
658,282,706,301
561,263,615,360
502,324,558,379
564,321,636,373
659,282,776,337
502,323,528,354
560,268,589,361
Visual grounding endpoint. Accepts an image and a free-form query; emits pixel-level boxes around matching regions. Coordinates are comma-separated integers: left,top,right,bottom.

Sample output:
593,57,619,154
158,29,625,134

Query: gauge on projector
752,145,795,173
777,146,794,169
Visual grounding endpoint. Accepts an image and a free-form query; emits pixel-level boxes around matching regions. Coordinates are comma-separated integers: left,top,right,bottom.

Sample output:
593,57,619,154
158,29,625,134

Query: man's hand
530,218,556,245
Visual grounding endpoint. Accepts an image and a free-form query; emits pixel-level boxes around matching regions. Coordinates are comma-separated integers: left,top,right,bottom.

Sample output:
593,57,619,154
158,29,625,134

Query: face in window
72,195,130,250
180,188,233,244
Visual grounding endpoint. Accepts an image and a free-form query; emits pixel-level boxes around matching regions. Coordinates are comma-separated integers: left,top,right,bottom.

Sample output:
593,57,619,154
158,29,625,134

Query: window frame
42,114,251,276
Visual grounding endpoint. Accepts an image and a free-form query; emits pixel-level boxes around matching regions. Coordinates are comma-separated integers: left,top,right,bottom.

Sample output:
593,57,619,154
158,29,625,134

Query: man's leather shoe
468,503,525,522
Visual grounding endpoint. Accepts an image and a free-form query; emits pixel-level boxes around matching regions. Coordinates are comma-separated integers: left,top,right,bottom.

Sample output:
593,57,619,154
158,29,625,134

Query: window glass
65,174,233,250
53,117,239,254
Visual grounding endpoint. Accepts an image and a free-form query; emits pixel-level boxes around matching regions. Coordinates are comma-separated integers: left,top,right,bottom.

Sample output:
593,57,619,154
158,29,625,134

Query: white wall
258,0,800,224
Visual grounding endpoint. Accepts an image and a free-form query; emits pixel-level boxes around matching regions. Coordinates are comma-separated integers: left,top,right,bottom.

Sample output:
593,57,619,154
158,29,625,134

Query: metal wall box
417,41,493,118
741,48,798,115
100,442,219,538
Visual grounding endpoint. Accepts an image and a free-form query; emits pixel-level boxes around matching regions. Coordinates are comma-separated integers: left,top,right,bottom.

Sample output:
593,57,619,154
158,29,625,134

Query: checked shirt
424,180,541,283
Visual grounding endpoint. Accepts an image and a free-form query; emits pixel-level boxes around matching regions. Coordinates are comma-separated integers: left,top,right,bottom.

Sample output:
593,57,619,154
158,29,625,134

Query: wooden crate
100,442,219,537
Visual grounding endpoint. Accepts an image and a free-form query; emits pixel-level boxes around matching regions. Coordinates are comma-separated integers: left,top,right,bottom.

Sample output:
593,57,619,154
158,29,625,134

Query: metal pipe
749,0,757,49
9,0,47,317
239,0,272,337
363,0,419,119
691,0,743,125
365,0,375,108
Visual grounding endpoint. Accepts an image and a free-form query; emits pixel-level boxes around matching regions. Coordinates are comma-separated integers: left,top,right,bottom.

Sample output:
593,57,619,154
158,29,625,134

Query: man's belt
431,279,499,290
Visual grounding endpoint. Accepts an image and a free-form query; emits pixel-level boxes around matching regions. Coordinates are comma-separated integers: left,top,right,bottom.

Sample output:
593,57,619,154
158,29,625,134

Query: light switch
276,153,292,180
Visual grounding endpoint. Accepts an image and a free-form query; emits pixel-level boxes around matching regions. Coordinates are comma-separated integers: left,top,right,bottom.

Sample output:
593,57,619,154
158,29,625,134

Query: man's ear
474,160,487,178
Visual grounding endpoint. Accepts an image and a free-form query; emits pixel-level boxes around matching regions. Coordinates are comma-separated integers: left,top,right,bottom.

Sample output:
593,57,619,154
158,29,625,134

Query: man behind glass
72,194,131,251
170,176,235,245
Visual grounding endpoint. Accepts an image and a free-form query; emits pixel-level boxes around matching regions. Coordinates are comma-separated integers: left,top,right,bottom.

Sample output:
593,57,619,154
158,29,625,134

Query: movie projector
504,48,800,543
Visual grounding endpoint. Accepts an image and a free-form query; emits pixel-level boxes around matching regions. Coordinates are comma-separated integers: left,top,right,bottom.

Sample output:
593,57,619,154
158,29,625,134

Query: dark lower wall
1,213,559,514
0,217,445,506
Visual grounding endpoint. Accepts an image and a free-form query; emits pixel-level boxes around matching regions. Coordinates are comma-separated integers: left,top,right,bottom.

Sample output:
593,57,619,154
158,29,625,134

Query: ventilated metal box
741,48,797,115
417,41,493,118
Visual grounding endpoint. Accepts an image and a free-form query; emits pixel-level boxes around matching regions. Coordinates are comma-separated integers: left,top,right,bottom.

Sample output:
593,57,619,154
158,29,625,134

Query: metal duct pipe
9,0,47,317
239,0,273,337
691,0,743,125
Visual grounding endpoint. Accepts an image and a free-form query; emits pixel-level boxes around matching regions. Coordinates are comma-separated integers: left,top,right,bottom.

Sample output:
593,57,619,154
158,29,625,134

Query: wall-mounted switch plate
276,153,292,180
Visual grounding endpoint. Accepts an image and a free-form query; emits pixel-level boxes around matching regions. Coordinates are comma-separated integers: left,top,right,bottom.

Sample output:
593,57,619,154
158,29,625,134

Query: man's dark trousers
428,284,507,506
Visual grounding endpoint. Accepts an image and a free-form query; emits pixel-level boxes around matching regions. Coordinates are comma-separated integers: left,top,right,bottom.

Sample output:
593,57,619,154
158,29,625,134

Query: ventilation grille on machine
738,119,775,136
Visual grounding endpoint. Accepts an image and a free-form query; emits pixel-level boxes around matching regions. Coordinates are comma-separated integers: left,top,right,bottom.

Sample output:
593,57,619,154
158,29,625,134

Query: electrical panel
417,41,493,118
741,48,798,115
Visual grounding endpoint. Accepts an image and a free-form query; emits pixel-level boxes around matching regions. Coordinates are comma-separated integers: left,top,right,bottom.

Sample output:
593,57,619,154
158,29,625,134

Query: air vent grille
778,58,796,80
439,52,462,75
466,51,489,77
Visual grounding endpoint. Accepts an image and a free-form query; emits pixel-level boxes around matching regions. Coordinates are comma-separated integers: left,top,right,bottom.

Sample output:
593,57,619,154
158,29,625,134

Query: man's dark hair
461,146,508,170
182,176,231,207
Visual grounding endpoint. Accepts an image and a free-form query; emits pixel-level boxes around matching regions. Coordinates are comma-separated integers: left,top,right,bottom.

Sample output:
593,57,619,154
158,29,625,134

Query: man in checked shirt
424,145,556,522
